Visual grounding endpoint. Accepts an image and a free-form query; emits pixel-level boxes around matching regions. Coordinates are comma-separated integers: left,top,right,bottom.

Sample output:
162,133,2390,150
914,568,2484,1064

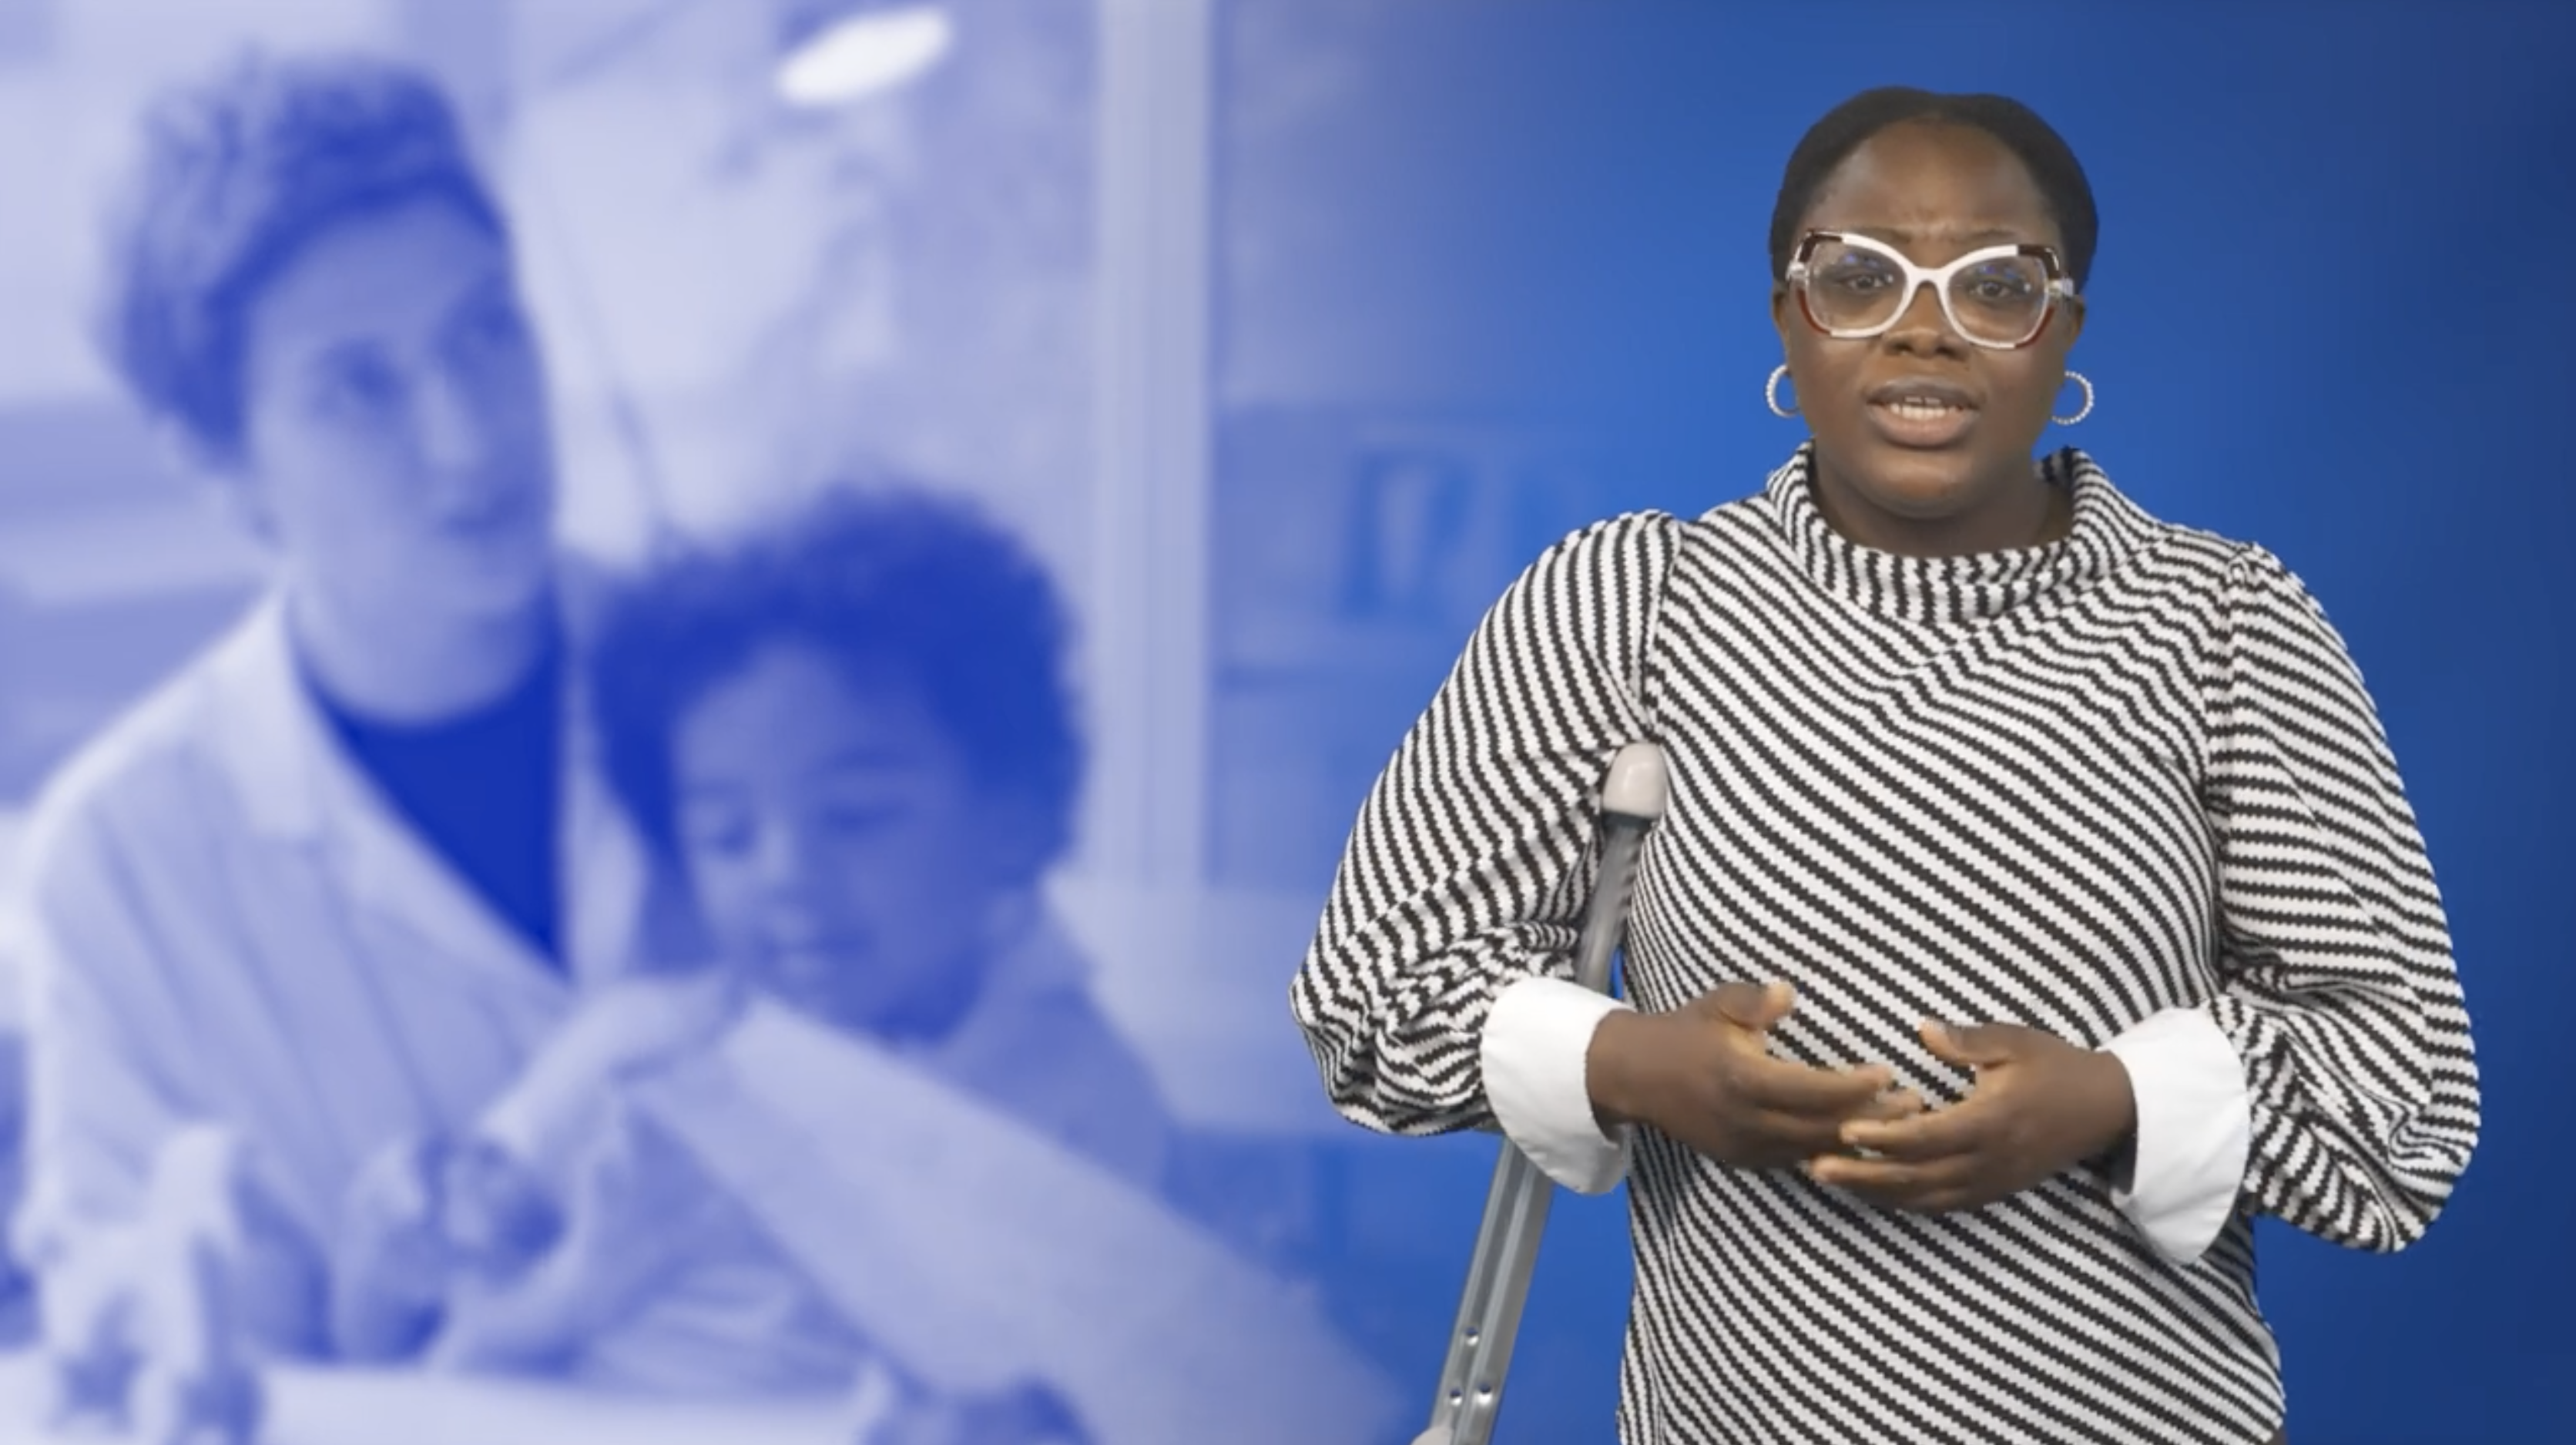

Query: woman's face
231,196,559,626
1771,119,2083,552
668,641,1037,1036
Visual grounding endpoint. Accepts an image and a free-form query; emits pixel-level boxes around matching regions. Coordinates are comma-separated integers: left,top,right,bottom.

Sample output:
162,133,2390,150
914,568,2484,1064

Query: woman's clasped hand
1585,980,2138,1212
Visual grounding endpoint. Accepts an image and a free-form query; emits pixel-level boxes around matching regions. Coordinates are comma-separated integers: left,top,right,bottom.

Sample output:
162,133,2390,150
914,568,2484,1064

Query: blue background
1216,3,2572,1440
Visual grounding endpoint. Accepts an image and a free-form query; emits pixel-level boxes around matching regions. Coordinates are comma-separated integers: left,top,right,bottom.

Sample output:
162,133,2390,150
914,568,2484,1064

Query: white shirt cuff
1481,976,1633,1195
2099,1007,2250,1267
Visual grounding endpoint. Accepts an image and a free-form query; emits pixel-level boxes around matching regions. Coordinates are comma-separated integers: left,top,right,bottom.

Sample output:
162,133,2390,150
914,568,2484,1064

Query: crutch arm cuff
1483,977,1635,1195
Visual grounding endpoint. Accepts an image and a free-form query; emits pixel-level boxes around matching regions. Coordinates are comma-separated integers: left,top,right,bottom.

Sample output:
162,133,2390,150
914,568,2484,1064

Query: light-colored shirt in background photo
0,586,1402,1443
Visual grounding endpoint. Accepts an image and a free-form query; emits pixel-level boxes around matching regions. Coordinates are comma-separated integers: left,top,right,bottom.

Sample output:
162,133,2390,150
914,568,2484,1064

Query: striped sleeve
2202,545,2480,1251
1288,514,1673,1136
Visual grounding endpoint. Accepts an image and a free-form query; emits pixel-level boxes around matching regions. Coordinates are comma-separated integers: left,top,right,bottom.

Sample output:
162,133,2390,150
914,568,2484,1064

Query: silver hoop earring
1766,364,1798,418
2053,370,2095,426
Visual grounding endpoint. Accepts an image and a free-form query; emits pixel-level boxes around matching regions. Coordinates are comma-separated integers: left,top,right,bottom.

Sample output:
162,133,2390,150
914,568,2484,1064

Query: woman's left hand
1809,1021,2136,1213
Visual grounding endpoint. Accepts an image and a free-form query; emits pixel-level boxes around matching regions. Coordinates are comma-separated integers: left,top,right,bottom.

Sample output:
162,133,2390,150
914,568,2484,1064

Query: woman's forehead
245,197,512,364
1803,122,2058,250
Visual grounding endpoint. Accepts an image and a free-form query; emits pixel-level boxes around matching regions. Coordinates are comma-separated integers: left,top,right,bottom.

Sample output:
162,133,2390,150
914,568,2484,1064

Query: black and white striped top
1290,445,2479,1444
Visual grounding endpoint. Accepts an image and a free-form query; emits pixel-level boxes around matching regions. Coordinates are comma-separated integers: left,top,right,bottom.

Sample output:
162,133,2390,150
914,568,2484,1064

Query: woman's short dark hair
1768,86,2098,289
587,486,1085,877
96,49,507,455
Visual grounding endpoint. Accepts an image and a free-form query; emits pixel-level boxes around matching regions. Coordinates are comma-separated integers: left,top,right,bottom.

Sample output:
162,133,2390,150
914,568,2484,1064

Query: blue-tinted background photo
0,2,2566,1443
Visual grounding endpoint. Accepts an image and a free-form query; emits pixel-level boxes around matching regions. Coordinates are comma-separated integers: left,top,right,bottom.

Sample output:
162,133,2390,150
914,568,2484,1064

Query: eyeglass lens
1805,240,2051,346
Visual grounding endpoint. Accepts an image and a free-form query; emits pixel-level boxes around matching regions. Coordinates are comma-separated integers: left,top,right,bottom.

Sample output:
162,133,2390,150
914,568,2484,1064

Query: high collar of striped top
1764,442,2159,628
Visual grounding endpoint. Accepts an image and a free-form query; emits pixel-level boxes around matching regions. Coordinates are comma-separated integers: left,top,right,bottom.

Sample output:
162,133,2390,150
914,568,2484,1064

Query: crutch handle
1598,739,1671,823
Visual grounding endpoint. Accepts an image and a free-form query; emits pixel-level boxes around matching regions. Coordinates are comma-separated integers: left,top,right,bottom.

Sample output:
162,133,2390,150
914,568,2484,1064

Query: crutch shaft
1416,742,1668,1445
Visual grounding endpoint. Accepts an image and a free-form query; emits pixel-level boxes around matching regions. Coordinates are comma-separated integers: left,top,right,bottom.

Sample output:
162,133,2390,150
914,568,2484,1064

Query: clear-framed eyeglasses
1785,230,2076,350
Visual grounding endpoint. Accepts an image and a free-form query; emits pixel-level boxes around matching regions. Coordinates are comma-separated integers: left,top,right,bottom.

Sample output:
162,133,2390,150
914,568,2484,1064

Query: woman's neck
288,582,555,725
1810,455,2071,559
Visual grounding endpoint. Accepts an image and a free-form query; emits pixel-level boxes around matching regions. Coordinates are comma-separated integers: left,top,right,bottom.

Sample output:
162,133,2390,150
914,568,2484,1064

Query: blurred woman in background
4,54,660,1416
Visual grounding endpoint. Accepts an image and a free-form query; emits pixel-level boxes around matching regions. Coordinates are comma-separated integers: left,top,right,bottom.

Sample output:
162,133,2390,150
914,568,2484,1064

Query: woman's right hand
1585,980,1920,1168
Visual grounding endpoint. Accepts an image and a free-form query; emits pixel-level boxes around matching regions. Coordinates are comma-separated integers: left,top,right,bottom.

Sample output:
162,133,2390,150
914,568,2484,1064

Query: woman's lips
1864,384,1979,449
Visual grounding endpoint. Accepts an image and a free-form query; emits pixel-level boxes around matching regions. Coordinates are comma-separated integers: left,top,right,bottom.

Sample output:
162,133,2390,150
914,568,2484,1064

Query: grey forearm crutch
1413,740,1670,1445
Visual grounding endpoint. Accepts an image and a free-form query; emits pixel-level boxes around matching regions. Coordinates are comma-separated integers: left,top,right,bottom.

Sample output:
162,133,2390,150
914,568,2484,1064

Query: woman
8,51,670,1417
1290,87,2478,1445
